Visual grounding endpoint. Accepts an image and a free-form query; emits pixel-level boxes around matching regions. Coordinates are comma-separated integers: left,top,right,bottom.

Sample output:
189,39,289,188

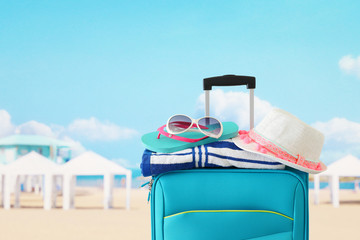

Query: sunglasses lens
168,115,192,133
198,117,222,137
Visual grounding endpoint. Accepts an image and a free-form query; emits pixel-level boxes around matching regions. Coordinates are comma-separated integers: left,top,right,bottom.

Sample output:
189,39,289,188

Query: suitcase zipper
141,178,154,203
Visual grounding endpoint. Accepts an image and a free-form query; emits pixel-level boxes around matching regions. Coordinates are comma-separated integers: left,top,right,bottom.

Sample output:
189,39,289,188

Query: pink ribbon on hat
296,154,305,165
239,130,323,171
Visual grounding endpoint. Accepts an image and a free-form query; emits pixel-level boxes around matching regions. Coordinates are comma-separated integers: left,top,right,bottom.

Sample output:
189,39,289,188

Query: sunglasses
166,114,223,139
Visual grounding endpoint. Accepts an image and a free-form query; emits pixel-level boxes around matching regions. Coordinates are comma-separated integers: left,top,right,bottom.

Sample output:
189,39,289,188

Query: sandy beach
0,188,152,240
1,187,360,240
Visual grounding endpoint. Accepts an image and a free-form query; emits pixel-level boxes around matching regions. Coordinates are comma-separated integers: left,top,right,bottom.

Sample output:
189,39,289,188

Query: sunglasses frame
166,114,223,139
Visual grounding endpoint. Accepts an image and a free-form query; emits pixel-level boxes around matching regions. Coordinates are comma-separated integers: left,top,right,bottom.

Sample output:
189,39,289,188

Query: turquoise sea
76,168,147,188
308,181,359,190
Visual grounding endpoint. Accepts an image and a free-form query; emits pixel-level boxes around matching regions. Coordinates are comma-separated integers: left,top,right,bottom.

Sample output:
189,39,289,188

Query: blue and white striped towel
141,139,284,177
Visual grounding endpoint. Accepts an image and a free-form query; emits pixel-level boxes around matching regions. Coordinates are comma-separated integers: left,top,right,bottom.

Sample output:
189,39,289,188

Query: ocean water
76,168,147,188
308,181,358,190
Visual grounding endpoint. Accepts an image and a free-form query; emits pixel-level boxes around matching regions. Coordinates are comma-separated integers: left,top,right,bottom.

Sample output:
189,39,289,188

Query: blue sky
1,1,360,167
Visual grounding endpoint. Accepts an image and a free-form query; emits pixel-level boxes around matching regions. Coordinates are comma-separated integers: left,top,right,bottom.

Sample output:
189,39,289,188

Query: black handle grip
203,75,256,90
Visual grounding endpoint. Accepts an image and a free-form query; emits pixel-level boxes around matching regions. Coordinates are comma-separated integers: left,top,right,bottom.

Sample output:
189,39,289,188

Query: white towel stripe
201,145,206,168
194,147,199,168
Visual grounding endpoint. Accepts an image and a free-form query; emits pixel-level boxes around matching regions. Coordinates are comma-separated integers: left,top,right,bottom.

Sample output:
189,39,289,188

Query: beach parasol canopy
60,151,129,175
320,154,360,176
60,151,132,210
1,151,60,210
314,154,360,207
5,151,59,175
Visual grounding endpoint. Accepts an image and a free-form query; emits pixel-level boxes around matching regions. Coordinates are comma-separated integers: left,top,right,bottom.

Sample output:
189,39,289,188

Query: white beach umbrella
5,151,59,175
2,151,60,210
314,154,360,207
60,151,132,210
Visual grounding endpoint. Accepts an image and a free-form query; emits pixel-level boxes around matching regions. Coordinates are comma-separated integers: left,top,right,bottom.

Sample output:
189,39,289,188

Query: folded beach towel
141,139,285,177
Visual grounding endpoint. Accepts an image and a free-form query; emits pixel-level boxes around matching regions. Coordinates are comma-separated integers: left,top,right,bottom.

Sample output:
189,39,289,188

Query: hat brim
232,134,327,174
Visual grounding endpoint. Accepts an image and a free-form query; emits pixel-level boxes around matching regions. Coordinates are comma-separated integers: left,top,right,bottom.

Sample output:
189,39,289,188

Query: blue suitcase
150,168,308,240
149,76,309,239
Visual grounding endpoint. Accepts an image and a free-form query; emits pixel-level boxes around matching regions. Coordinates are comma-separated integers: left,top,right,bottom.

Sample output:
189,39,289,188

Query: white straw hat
232,109,326,174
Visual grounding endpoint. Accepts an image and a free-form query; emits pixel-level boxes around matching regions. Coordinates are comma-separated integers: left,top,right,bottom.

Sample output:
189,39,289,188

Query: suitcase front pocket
164,210,293,240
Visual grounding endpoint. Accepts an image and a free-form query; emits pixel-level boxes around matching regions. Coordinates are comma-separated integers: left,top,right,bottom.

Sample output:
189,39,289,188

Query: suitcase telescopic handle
203,74,256,129
203,75,256,90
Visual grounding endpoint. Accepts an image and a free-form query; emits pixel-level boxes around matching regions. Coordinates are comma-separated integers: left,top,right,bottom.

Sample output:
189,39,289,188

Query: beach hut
0,134,71,164
2,151,60,210
313,154,360,207
60,151,132,210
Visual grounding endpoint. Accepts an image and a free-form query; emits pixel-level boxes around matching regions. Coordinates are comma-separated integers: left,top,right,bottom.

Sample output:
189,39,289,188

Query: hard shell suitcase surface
149,75,309,239
150,168,308,240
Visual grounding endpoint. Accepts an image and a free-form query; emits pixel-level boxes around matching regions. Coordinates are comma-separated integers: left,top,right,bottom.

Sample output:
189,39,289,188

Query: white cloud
312,118,360,144
0,109,141,168
59,136,86,157
0,109,87,157
0,110,15,137
67,117,139,141
0,109,138,143
16,120,57,138
196,89,274,129
339,55,360,78
312,118,360,164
